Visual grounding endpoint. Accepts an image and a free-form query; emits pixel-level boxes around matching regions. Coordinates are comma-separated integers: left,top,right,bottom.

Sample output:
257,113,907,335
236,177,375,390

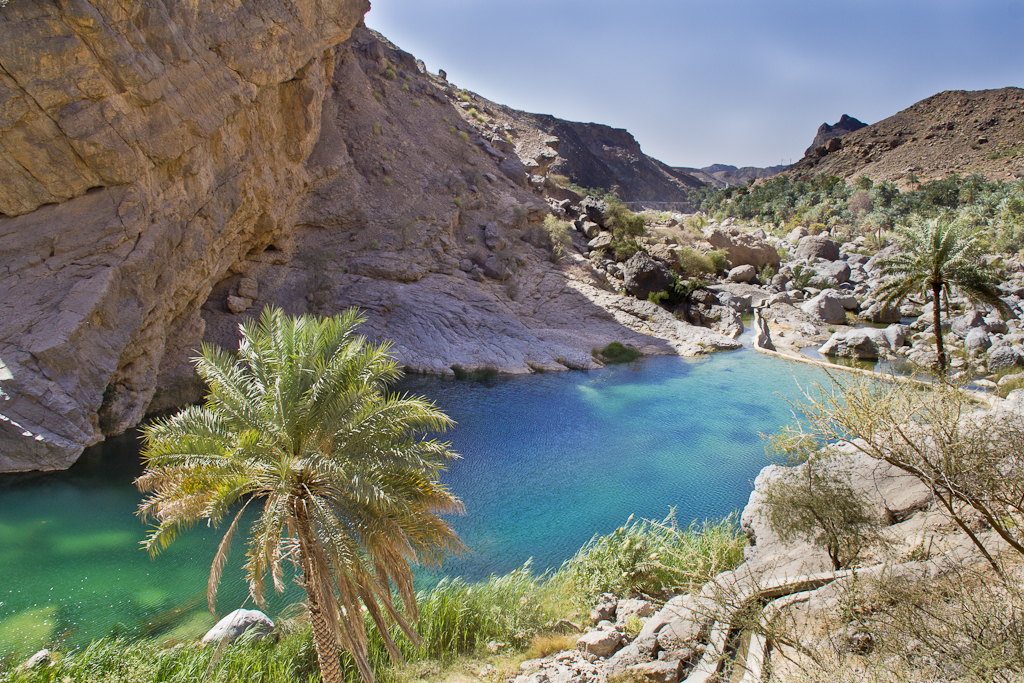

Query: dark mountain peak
806,115,868,156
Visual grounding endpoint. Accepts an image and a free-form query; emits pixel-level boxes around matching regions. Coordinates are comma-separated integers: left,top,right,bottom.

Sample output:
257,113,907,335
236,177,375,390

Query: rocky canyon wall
0,0,368,471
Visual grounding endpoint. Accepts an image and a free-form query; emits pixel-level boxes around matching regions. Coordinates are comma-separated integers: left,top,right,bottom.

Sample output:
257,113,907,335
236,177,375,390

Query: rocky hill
434,86,705,207
789,88,1024,184
0,5,729,473
803,114,867,157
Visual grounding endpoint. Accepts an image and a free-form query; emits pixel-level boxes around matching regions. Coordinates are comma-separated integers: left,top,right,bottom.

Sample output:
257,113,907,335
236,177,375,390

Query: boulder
794,234,840,261
226,295,252,314
577,628,625,658
952,311,987,339
786,226,809,244
860,299,902,324
590,593,618,624
604,638,657,673
704,227,780,269
986,315,1009,335
499,156,528,186
815,260,851,285
237,277,259,300
614,598,656,630
648,243,681,270
965,327,992,354
988,345,1022,372
652,594,717,653
588,233,613,251
626,659,686,683
622,251,675,301
17,650,51,672
484,221,506,251
819,330,882,360
202,609,275,645
580,197,610,227
800,290,849,324
483,254,513,280
727,264,756,283
580,221,601,239
883,324,910,350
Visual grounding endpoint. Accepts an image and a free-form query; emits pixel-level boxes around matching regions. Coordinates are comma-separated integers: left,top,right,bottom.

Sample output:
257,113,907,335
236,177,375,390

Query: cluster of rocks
513,594,716,683
618,214,1024,380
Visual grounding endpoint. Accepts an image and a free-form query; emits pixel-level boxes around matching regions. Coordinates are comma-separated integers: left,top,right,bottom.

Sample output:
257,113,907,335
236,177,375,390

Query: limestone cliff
0,11,736,473
0,0,368,471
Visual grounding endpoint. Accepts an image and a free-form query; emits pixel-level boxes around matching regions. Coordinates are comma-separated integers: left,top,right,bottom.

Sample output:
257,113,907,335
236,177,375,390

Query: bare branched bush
776,375,1024,577
762,443,888,570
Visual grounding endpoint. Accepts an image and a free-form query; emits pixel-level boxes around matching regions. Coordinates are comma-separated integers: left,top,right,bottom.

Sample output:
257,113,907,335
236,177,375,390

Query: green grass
597,342,641,364
558,511,747,605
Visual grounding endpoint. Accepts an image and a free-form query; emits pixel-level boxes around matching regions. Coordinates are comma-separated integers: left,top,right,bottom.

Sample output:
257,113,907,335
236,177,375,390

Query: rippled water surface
0,349,826,655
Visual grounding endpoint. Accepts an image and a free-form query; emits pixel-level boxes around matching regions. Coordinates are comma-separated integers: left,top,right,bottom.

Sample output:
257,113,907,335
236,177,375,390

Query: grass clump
541,214,572,262
678,247,718,276
559,511,746,605
597,342,640,364
412,563,570,660
5,629,320,683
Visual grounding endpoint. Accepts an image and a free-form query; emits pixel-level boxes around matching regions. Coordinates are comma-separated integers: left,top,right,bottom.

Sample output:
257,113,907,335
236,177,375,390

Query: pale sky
366,0,1024,169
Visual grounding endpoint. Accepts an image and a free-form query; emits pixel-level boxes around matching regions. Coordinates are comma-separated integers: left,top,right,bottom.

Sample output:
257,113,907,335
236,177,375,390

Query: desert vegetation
691,173,1024,254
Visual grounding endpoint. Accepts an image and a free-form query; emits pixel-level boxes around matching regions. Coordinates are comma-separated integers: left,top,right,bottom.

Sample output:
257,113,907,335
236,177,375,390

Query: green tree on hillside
875,217,1007,373
136,307,464,683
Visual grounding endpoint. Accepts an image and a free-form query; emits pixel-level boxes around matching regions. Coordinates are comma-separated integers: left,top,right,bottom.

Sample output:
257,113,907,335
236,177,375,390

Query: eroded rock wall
0,0,368,471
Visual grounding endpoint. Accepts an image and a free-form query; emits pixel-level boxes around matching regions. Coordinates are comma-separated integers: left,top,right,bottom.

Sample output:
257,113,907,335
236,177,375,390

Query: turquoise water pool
0,348,826,656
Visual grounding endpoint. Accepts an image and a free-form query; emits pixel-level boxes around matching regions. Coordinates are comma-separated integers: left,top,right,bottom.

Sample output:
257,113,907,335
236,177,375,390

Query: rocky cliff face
0,0,368,472
0,10,735,473
517,115,704,205
789,88,1024,183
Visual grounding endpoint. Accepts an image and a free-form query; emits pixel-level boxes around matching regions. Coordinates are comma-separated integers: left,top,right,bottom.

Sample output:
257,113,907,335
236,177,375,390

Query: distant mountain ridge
675,163,789,188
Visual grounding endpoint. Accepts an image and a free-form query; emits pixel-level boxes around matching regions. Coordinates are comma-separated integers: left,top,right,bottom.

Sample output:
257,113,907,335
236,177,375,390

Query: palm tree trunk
294,497,349,683
933,280,946,373
307,583,345,683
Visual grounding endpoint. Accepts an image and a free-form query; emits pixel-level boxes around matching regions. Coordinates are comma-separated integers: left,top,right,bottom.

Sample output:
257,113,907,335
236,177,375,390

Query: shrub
610,240,640,262
541,214,572,262
604,198,647,241
559,512,746,605
597,342,640,363
708,249,730,273
678,248,717,277
372,122,381,136
684,214,708,232
762,437,887,570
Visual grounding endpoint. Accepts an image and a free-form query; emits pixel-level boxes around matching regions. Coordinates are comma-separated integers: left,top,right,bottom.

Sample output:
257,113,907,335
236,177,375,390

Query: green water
0,348,827,657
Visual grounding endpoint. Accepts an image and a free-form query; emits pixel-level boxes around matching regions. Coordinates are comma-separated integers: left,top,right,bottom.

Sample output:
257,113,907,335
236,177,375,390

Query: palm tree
136,307,464,683
876,217,1008,373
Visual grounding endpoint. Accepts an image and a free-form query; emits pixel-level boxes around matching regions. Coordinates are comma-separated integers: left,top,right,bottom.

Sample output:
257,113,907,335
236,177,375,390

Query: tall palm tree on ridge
136,306,464,683
876,217,1008,374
